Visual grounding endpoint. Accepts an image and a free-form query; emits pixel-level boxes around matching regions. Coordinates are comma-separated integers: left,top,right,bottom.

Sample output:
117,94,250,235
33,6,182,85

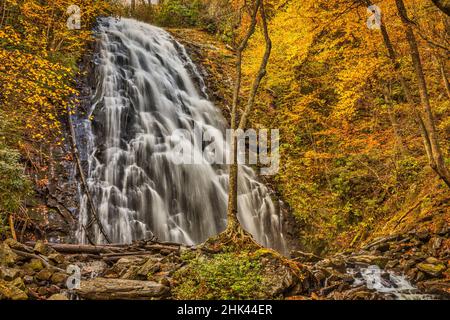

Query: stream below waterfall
346,265,438,300
74,17,287,253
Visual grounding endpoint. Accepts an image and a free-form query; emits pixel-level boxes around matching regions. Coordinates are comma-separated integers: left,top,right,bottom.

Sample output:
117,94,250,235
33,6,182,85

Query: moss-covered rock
172,247,311,300
36,269,53,281
173,251,265,300
417,263,446,277
0,243,19,266
0,279,28,300
0,266,21,281
24,258,44,272
48,253,65,265
50,272,68,285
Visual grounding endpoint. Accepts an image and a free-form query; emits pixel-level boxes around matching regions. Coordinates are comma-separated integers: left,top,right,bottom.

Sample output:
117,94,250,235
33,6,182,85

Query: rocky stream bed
0,224,448,300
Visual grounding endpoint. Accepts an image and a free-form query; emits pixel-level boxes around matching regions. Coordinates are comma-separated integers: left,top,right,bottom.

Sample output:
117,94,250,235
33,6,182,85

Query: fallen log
362,234,403,250
75,277,170,300
25,241,183,255
25,242,123,254
102,254,156,263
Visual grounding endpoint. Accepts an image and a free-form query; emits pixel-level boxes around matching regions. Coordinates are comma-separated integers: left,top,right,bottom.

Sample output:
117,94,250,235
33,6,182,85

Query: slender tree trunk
432,0,450,16
9,213,17,241
383,84,407,156
0,1,7,29
227,0,272,234
435,55,450,99
396,0,450,188
226,0,261,233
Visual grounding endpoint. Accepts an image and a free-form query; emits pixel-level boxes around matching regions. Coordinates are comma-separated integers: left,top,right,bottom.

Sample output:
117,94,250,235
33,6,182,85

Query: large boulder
417,262,446,277
0,267,21,281
0,243,19,266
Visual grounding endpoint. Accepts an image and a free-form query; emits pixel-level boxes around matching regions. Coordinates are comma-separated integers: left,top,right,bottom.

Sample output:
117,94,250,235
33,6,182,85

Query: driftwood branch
66,105,111,243
12,249,65,272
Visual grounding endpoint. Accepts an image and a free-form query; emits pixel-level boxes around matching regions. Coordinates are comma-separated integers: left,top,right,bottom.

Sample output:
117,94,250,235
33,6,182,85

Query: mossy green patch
173,251,266,300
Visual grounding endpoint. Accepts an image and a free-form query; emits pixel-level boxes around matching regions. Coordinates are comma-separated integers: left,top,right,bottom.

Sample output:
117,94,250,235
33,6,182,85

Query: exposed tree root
201,225,262,253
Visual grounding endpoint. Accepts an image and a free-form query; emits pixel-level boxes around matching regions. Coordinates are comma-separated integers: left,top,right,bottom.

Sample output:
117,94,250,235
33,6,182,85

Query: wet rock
374,243,390,253
23,275,34,284
315,257,346,272
417,279,450,298
48,253,65,265
312,269,327,284
105,257,144,278
37,286,48,296
24,259,44,272
0,267,21,281
120,266,141,280
406,268,418,281
0,279,28,300
429,237,443,251
320,283,340,296
79,260,108,278
425,257,441,264
76,277,170,300
47,284,60,295
48,293,69,300
347,255,389,268
33,241,50,255
51,272,68,285
381,272,390,281
11,277,26,291
399,259,416,272
417,262,446,277
36,269,53,281
160,249,172,256
0,243,19,266
415,271,426,282
137,258,162,278
385,260,399,269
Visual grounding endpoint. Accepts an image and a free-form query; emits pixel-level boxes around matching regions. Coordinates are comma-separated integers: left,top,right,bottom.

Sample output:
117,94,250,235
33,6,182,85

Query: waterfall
77,17,287,253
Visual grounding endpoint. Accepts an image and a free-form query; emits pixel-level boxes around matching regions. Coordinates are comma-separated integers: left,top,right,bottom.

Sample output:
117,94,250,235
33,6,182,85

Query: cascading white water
77,17,287,253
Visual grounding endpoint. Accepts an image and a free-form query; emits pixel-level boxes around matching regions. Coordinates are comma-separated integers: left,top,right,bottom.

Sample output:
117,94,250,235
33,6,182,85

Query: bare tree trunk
0,1,7,29
227,0,272,234
435,55,450,99
432,0,450,16
226,0,261,233
396,0,450,188
383,84,407,156
9,213,17,241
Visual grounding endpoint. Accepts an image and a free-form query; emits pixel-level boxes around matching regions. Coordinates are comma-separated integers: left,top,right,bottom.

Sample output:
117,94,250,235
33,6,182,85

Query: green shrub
0,145,32,238
173,252,264,300
396,156,421,184
155,0,203,27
